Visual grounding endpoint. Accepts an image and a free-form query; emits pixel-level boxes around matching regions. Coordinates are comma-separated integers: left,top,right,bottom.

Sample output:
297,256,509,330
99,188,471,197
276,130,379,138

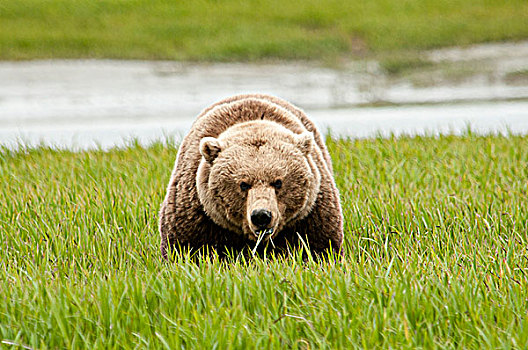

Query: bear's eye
240,182,251,191
271,179,282,189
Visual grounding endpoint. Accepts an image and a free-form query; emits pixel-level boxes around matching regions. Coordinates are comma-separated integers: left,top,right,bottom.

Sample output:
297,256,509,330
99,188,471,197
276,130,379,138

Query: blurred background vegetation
1,0,528,62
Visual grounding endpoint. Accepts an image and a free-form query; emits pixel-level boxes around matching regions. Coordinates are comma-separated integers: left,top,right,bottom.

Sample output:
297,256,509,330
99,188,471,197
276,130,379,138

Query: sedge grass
1,134,528,348
1,0,528,61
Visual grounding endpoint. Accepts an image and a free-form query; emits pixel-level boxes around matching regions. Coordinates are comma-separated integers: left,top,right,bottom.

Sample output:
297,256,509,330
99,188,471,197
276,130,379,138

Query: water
2,41,528,150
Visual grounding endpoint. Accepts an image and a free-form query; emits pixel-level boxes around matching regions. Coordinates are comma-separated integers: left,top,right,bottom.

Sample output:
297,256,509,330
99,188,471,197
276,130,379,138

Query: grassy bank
1,0,528,61
1,134,528,348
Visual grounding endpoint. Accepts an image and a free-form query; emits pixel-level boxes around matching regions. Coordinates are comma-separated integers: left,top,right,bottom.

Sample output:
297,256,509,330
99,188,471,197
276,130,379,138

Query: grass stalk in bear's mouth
251,230,266,256
251,228,274,255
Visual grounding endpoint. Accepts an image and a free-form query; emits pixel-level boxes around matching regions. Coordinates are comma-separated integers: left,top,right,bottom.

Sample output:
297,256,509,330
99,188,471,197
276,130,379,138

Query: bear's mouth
251,228,275,254
255,227,274,238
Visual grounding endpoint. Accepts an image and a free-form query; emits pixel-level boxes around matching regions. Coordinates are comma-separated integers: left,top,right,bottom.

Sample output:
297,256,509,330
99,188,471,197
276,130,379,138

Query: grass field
1,0,528,61
1,134,528,348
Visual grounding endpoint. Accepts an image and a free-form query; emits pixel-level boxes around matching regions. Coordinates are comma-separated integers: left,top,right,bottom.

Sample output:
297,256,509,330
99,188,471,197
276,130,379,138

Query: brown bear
159,94,343,258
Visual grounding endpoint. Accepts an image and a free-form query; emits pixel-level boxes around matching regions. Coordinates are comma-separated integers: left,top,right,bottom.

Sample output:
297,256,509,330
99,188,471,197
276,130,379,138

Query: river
1,41,528,150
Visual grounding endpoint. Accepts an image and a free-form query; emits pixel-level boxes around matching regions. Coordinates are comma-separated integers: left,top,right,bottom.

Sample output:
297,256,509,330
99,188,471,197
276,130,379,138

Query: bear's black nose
251,209,272,228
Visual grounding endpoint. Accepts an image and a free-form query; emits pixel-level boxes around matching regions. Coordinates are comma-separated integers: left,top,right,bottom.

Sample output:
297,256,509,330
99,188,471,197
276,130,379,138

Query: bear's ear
295,132,314,155
200,137,223,163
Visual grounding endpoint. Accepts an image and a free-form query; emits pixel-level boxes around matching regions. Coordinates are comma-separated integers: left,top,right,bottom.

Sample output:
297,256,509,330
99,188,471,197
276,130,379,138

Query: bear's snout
251,209,272,228
246,186,280,237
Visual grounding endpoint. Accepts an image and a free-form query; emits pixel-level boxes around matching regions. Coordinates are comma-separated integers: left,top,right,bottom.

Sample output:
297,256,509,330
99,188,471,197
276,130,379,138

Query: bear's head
196,120,321,242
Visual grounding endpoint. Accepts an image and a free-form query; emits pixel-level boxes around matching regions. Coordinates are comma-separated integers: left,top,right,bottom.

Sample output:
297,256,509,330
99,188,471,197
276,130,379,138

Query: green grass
1,134,528,348
1,0,528,61
379,54,435,75
505,69,528,86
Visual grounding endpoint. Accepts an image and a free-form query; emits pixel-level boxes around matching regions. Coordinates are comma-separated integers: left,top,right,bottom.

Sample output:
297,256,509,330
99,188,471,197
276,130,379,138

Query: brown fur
159,94,343,258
